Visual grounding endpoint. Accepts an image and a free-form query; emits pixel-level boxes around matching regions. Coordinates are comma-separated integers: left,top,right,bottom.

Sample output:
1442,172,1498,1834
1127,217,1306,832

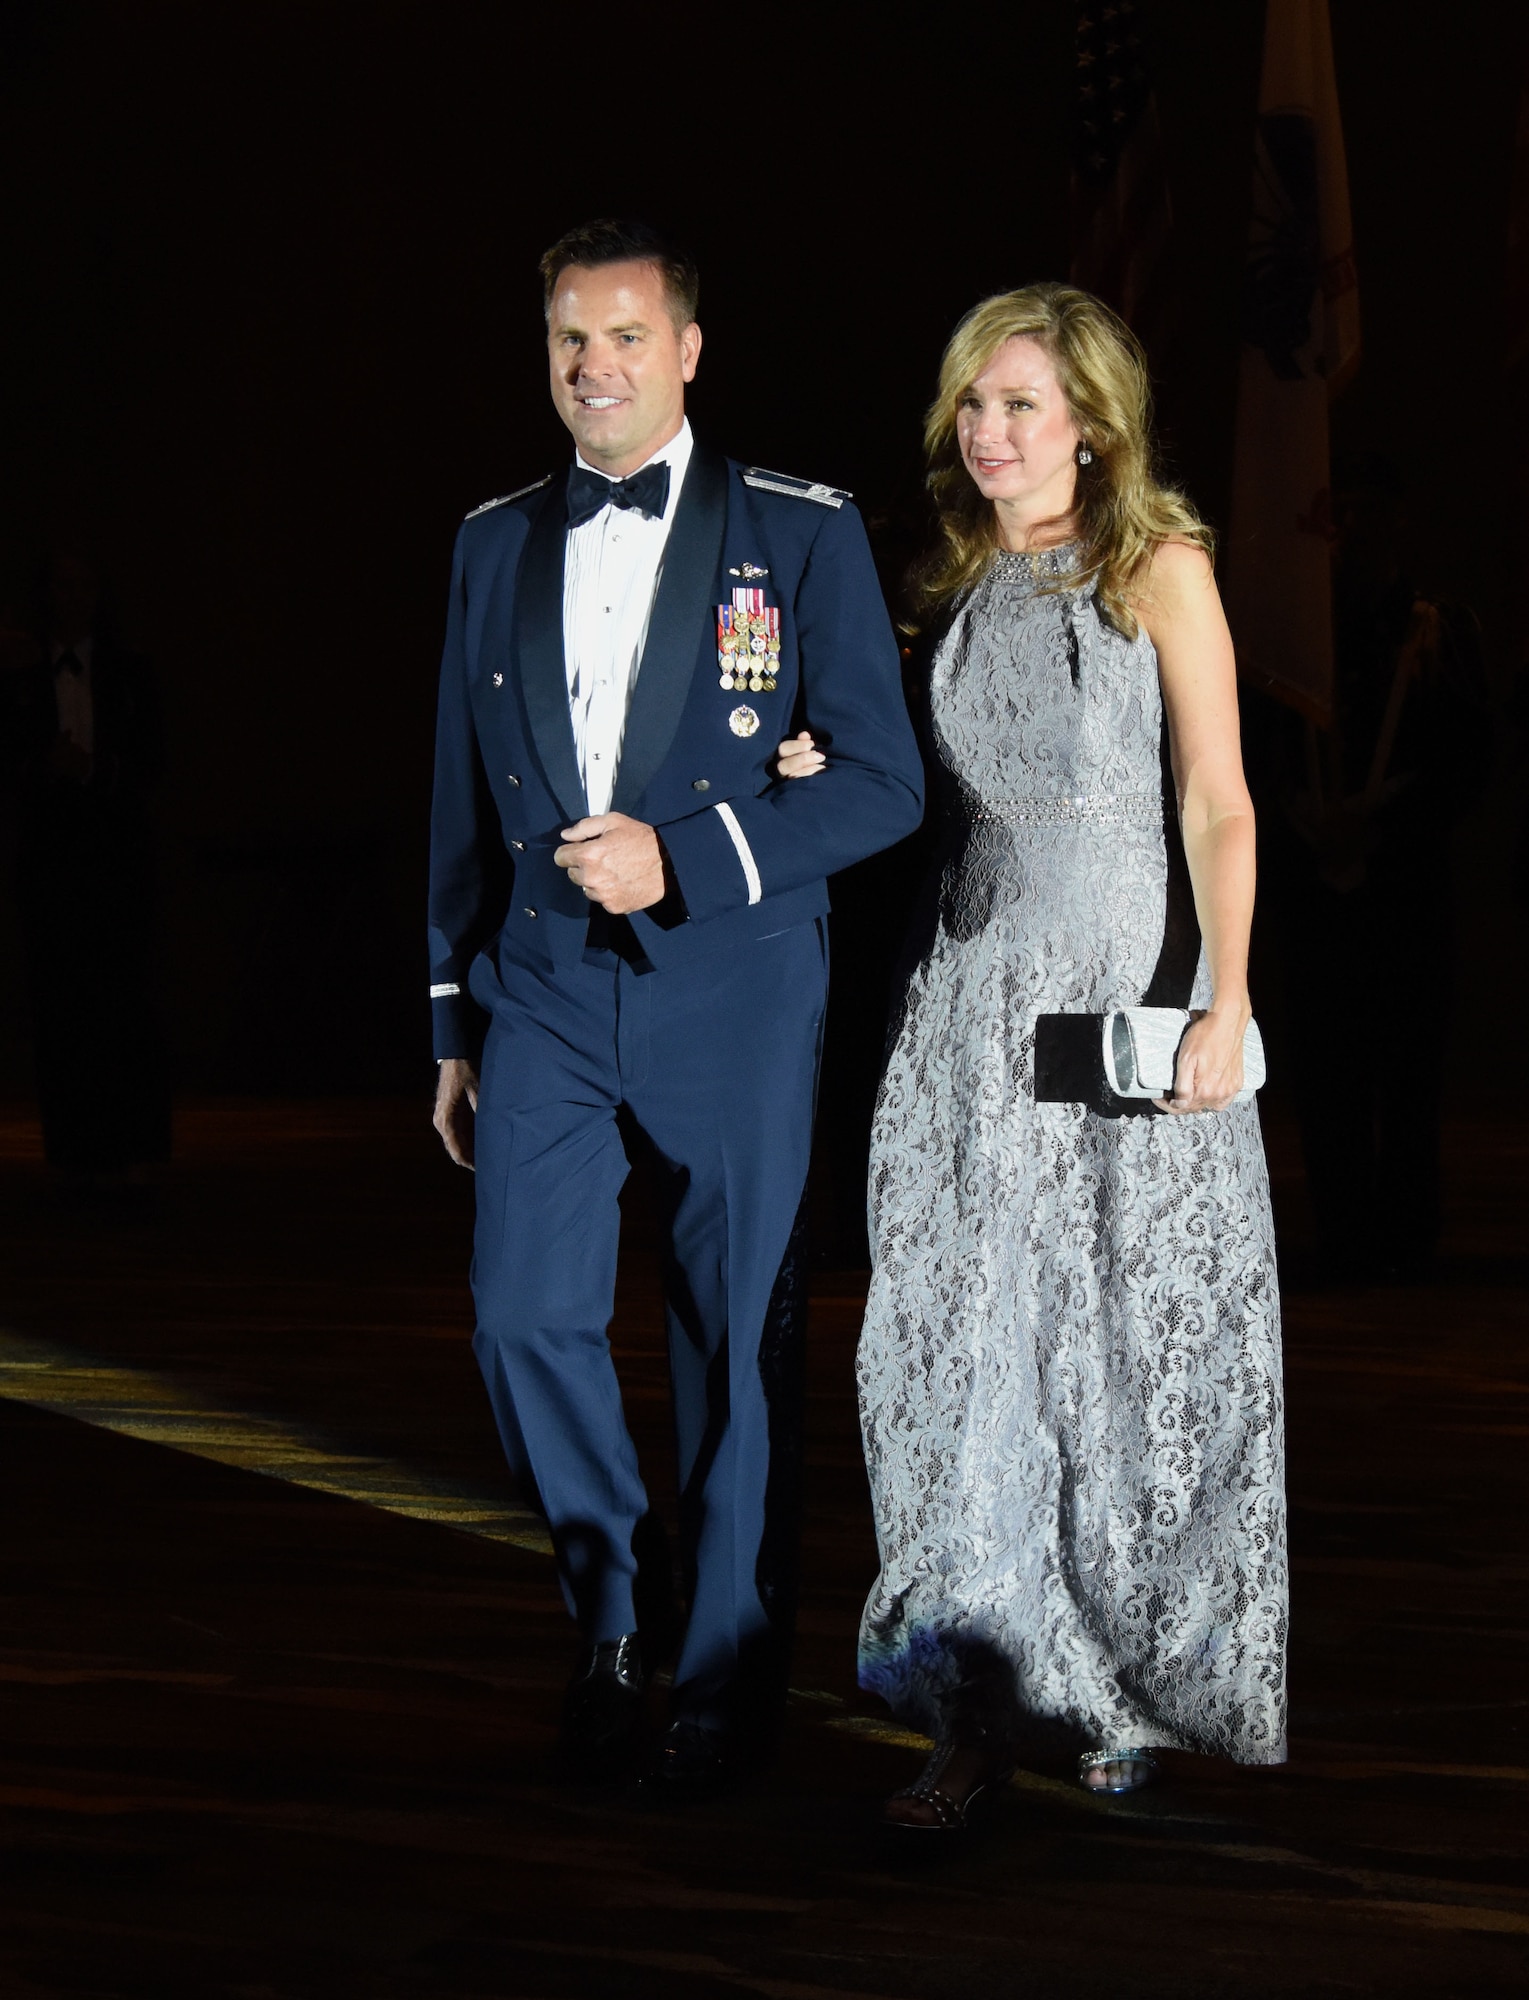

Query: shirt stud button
692,778,711,791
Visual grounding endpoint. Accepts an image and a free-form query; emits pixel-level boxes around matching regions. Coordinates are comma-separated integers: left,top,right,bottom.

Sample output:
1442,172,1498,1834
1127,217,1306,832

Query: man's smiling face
546,259,701,478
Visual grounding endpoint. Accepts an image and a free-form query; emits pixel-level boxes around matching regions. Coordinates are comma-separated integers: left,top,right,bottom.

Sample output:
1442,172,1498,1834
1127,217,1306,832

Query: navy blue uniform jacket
428,441,924,1060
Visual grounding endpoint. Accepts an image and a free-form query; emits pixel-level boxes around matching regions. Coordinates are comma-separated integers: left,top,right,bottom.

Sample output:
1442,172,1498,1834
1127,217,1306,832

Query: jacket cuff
658,802,760,924
432,986,485,1064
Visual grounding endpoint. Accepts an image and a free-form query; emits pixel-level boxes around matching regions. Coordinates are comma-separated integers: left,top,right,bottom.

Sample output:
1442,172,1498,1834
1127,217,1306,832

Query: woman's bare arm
1136,540,1256,1114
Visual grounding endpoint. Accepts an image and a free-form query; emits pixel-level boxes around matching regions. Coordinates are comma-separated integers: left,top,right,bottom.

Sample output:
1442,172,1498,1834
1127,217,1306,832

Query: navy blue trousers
469,919,825,1721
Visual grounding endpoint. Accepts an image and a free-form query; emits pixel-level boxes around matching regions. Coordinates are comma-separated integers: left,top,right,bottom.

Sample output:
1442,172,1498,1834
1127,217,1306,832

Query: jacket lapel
610,443,728,816
512,473,588,824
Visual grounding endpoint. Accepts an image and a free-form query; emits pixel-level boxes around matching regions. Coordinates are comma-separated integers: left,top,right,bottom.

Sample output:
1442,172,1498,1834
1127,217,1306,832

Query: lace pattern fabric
857,553,1287,1763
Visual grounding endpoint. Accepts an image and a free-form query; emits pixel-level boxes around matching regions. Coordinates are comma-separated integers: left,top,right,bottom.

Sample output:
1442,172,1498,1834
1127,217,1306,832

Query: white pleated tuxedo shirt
562,419,694,817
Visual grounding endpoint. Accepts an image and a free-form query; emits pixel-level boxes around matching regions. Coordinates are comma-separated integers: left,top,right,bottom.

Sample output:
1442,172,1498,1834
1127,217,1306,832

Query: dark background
1,0,1524,1097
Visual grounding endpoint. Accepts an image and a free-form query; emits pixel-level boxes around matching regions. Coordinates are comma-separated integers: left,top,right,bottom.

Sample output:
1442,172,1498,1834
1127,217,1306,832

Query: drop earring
1077,443,1094,465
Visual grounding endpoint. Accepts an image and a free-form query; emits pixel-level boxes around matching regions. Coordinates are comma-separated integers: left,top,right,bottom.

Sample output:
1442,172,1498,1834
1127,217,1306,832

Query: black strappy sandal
881,1737,1015,1837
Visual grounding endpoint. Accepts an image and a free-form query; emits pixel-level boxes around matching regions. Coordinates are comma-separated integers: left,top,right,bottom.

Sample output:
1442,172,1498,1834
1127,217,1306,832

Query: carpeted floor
0,1097,1525,1997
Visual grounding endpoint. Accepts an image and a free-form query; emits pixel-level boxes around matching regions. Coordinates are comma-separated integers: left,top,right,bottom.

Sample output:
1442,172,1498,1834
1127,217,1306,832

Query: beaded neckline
991,541,1082,582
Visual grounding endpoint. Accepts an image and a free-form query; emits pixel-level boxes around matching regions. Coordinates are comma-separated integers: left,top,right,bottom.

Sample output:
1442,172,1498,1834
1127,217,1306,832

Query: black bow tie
566,461,671,531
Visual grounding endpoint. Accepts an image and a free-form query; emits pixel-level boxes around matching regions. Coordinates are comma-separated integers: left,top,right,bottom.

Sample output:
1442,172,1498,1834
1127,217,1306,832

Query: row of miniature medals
717,587,780,692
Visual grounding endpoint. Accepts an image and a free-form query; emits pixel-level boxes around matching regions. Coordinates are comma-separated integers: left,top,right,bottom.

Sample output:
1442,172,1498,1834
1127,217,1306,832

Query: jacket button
507,773,521,787
510,839,526,852
691,778,711,792
492,671,504,687
523,907,537,919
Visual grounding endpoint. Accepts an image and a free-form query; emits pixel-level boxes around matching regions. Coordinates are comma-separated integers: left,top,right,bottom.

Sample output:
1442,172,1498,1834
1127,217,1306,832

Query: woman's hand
773,731,825,780
1155,1004,1250,1115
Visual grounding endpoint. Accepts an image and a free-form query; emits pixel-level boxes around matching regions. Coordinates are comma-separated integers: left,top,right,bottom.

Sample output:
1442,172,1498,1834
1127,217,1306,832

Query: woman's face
955,336,1083,526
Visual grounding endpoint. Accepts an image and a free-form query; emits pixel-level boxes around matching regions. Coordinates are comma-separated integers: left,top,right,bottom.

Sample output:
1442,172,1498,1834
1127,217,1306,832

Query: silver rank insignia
729,705,761,737
716,587,780,693
740,467,849,508
464,474,552,520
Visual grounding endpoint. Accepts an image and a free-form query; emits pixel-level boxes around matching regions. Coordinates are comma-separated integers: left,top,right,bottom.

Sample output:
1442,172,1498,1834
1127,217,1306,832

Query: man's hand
554,813,665,914
433,1057,479,1169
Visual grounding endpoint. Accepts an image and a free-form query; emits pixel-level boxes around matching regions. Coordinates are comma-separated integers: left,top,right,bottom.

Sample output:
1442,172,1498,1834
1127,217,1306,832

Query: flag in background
1069,1,1174,343
1509,76,1529,376
1504,73,1529,557
1225,0,1361,726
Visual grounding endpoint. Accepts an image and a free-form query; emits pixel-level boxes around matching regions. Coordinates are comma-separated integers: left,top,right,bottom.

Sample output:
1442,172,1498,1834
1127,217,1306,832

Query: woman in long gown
783,285,1286,1829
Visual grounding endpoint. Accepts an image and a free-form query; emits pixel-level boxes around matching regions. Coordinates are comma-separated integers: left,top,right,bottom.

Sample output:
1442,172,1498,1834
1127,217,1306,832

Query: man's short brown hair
539,219,700,331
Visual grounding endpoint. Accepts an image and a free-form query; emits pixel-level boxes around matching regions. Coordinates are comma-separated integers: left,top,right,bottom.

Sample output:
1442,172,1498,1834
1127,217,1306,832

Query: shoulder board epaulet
741,467,850,509
464,475,552,521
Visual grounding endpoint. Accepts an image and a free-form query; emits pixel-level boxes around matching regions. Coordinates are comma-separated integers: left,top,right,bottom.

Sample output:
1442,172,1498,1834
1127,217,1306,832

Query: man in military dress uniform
428,219,922,1790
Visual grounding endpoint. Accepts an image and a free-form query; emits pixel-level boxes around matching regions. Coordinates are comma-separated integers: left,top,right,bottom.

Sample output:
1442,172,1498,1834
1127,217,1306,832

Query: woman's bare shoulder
1143,537,1214,597
1130,538,1218,639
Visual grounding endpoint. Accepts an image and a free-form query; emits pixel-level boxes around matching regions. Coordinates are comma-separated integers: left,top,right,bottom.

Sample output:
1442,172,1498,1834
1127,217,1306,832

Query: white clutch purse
1102,1008,1266,1104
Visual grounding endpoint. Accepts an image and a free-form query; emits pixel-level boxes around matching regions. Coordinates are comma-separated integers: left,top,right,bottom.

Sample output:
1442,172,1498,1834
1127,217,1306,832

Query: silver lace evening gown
857,549,1287,1763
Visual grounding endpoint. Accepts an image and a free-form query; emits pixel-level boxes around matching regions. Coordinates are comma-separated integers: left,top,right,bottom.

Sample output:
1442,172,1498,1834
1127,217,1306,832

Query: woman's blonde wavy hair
913,282,1212,638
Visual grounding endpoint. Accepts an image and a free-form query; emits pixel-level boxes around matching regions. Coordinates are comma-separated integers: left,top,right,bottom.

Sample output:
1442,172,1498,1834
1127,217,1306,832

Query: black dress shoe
560,1634,645,1775
640,1716,741,1799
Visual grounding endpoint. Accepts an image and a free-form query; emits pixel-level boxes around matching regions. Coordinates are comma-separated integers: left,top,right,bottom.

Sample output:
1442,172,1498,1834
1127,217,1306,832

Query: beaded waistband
969,792,1163,827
